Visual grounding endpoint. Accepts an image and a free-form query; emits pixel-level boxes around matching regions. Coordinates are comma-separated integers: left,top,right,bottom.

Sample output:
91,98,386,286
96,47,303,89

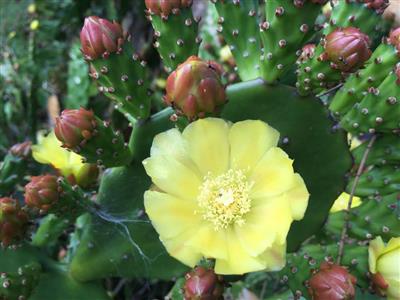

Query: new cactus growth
145,0,199,72
183,266,224,300
0,197,28,247
0,262,41,300
164,56,226,119
55,108,132,167
308,262,357,300
81,16,151,121
330,27,400,116
296,26,372,95
259,0,326,82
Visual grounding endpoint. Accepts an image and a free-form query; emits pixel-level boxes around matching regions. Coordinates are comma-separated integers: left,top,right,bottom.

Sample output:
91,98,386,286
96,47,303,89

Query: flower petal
162,232,203,267
250,147,296,199
258,241,287,271
186,225,228,260
143,155,201,201
235,195,292,256
144,191,201,239
283,174,309,220
182,118,230,176
369,236,386,274
229,120,279,173
214,228,266,274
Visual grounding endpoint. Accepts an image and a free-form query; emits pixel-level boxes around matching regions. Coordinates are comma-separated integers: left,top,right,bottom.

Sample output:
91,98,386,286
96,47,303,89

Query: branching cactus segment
330,27,400,116
0,197,29,247
341,64,400,135
55,108,132,168
212,0,262,81
81,16,151,121
164,56,227,120
327,192,400,241
296,26,372,95
259,0,326,83
145,0,200,72
0,262,42,300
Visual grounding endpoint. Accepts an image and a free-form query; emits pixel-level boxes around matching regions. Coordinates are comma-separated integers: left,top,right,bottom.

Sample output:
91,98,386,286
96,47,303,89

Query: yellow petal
143,155,201,201
330,192,362,213
150,128,200,174
381,237,400,257
229,120,279,173
182,118,230,176
214,228,266,274
234,195,292,256
185,225,228,260
144,191,200,239
250,147,296,199
283,174,309,220
369,236,386,274
378,249,400,281
258,241,287,271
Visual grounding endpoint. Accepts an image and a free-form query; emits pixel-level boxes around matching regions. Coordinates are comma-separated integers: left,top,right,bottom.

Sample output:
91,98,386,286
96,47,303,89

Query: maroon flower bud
389,27,400,54
298,44,316,63
80,16,124,60
395,64,400,85
54,107,97,149
145,0,192,18
308,262,357,300
363,0,389,14
183,266,224,300
24,175,59,213
324,27,371,72
0,197,28,246
9,141,32,158
165,56,226,119
371,272,389,297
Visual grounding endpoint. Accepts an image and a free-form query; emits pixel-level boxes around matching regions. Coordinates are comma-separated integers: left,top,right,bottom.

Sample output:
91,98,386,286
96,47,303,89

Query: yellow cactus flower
143,118,309,274
32,131,97,187
27,4,36,14
330,192,362,213
30,20,39,31
369,236,400,300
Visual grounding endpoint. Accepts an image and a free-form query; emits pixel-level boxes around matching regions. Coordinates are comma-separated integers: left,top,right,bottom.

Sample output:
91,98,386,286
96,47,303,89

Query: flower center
197,169,253,231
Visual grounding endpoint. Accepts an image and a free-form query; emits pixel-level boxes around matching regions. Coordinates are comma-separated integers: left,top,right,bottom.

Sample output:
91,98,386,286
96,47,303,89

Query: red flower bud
9,141,32,158
363,0,389,14
184,266,224,300
389,27,400,54
80,16,124,60
165,56,226,119
324,27,371,72
0,197,28,246
371,272,389,297
24,175,59,213
298,44,316,63
308,262,357,300
54,107,96,149
395,64,400,85
145,0,192,17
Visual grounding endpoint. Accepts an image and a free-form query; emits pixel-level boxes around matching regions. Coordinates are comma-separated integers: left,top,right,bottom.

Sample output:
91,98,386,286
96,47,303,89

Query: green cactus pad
221,79,352,250
213,0,262,81
31,214,71,248
341,69,400,135
90,43,151,122
279,243,369,298
352,135,400,167
329,43,400,115
260,0,322,83
326,192,400,241
148,7,199,72
0,152,29,197
348,165,400,197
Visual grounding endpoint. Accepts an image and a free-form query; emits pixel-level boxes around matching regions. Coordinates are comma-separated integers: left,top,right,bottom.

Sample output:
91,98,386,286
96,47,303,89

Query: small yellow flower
32,131,97,187
30,20,39,31
27,4,36,14
219,45,233,63
143,118,309,274
369,236,400,300
330,192,362,213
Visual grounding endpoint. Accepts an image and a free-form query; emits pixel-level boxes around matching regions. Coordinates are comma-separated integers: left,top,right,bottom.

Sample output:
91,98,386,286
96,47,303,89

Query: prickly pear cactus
1,1,399,299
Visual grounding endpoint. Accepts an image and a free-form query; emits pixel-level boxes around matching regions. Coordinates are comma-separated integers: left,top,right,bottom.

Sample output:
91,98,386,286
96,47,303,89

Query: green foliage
0,152,29,196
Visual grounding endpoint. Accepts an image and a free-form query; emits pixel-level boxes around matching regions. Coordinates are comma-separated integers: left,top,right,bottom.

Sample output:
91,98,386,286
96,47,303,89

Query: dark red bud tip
395,64,400,85
24,175,59,212
363,0,389,14
80,16,124,60
371,272,389,296
298,44,316,63
0,197,29,247
145,0,192,17
165,56,226,120
308,262,357,300
54,107,96,149
324,27,371,72
10,141,32,158
183,266,224,300
389,27,400,54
